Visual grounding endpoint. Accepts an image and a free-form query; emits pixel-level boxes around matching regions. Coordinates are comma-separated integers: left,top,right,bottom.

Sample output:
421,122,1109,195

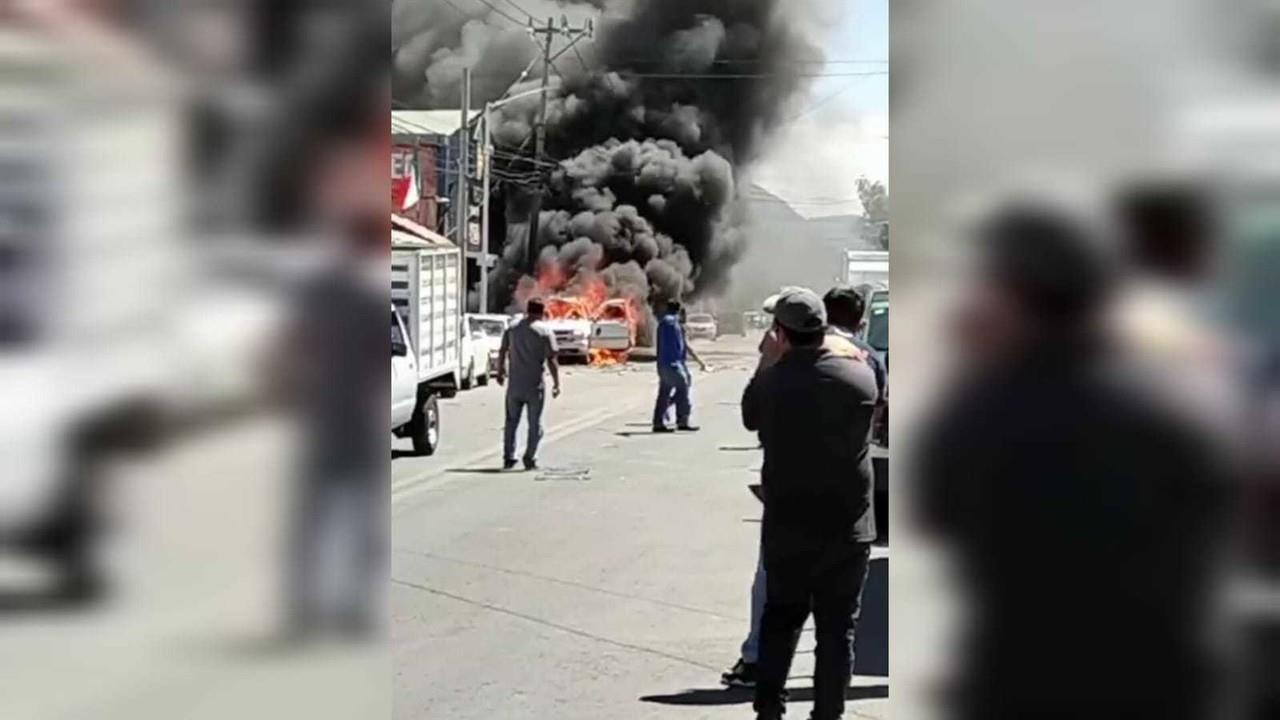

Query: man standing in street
653,300,707,433
743,288,879,720
721,287,876,689
497,298,561,470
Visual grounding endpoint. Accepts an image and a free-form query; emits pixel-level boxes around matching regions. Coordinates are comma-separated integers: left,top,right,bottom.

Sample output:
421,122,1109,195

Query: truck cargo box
391,215,461,387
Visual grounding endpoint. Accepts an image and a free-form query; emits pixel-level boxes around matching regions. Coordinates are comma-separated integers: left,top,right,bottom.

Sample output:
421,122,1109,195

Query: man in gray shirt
497,298,561,470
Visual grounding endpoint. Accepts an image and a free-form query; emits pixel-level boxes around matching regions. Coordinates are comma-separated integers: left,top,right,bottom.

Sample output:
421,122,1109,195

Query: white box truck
391,215,463,455
0,28,184,598
843,249,889,288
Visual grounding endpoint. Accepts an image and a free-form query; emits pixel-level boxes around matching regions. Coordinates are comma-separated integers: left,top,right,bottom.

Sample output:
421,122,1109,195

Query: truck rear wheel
410,394,440,456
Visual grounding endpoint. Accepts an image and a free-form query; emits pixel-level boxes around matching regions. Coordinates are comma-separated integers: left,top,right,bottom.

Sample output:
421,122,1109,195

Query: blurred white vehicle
685,313,719,340
0,29,183,597
459,314,508,388
468,314,510,377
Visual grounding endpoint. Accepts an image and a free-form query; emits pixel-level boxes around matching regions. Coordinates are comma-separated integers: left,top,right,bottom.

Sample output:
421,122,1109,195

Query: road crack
391,577,721,672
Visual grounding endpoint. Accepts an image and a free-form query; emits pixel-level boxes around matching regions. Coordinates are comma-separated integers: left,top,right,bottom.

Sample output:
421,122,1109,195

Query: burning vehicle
540,292,638,365
542,296,594,360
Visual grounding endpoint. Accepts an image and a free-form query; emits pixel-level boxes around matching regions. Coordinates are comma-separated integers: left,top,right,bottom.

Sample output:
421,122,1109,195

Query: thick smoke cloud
394,0,823,311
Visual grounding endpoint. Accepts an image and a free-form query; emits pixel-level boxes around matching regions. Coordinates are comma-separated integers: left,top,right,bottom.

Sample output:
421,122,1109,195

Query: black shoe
652,425,674,433
523,458,538,470
503,458,517,470
676,424,700,432
720,658,757,688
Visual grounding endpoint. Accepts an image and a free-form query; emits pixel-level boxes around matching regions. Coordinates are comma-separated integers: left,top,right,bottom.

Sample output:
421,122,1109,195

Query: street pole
480,104,492,313
535,17,553,162
458,67,470,313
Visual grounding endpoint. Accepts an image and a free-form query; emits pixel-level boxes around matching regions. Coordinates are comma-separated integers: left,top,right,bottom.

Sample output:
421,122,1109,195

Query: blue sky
810,0,888,118
750,0,888,217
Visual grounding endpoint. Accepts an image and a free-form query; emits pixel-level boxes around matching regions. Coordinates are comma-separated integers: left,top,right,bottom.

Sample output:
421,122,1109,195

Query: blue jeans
503,387,546,462
741,551,767,663
652,363,691,428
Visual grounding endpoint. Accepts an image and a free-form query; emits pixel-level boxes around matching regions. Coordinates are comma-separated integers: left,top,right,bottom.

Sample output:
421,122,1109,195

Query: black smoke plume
393,0,821,312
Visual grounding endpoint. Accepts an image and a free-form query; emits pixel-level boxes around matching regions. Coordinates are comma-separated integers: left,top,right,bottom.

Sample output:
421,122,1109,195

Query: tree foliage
856,176,889,249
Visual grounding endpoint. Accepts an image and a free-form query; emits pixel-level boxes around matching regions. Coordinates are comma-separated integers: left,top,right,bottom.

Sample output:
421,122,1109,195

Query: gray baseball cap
771,287,827,332
762,285,805,314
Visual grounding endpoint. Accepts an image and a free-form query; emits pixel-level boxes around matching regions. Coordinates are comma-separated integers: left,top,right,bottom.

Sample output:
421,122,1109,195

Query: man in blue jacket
652,301,707,432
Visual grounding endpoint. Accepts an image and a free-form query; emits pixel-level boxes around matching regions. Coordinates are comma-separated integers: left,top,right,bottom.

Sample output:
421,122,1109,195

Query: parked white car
460,314,508,387
685,313,719,340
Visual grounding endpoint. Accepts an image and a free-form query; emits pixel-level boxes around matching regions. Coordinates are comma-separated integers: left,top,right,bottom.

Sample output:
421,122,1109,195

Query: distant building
392,110,478,238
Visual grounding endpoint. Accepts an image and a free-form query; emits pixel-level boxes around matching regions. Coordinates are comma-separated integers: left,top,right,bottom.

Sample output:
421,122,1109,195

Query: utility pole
479,105,491,313
458,67,470,313
534,17,554,162
525,16,593,269
527,16,593,161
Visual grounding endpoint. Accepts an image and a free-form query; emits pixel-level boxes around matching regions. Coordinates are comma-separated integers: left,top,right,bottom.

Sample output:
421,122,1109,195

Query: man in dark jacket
743,288,879,720
918,204,1226,720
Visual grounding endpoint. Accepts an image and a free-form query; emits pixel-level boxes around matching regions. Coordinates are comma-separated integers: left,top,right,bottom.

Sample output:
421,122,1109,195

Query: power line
621,71,887,79
571,42,591,74
778,75,877,126
437,0,471,18
465,0,524,26
613,58,888,66
499,0,534,20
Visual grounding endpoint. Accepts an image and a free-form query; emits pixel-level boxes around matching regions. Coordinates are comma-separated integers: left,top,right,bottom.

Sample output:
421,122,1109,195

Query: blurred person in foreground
721,288,872,689
496,298,561,471
653,300,707,433
743,288,878,720
918,204,1227,719
277,84,389,640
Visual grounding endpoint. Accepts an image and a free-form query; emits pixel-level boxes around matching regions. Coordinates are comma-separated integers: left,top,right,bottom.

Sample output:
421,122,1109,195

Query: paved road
0,334,886,719
392,335,889,720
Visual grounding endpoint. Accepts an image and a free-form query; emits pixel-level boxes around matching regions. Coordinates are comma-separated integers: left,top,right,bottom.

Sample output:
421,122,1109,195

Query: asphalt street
392,334,889,720
0,334,887,720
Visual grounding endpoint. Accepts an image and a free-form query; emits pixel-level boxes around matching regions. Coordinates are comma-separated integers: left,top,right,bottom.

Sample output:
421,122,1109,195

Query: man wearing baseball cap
742,288,879,720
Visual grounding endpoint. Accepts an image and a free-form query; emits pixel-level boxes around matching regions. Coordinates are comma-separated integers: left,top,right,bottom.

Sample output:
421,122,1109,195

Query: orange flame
530,263,639,366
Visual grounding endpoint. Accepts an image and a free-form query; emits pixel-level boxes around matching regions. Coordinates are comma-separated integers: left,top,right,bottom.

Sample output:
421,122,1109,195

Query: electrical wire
618,71,887,79
499,0,535,21
612,58,887,66
571,42,591,74
466,0,525,26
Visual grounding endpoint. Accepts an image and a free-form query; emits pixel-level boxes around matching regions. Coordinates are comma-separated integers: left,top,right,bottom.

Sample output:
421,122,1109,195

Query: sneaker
522,458,538,471
651,425,674,433
720,658,757,688
503,458,517,470
676,424,700,432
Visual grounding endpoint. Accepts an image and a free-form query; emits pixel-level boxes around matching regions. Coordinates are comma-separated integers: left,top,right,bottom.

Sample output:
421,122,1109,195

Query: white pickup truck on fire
540,296,634,360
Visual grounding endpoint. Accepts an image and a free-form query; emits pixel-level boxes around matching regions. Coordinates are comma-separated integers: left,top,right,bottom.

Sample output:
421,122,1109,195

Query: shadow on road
639,684,888,706
391,449,420,459
0,589,101,616
446,467,517,475
718,445,760,452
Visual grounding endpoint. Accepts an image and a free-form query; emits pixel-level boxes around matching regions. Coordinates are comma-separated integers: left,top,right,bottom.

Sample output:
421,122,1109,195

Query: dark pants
503,387,546,463
755,540,872,720
652,363,691,428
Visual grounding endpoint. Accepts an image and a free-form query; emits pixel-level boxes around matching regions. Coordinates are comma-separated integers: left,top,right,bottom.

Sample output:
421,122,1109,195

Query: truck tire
410,394,440,456
47,452,109,602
